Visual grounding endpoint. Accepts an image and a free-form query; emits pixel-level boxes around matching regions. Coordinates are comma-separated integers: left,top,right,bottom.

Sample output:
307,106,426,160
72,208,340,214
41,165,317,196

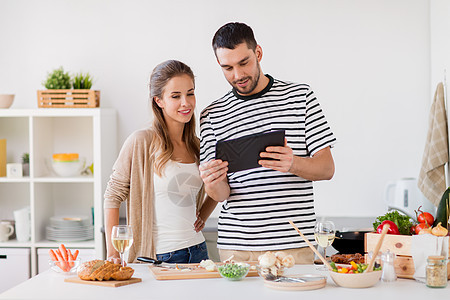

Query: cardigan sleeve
104,131,142,209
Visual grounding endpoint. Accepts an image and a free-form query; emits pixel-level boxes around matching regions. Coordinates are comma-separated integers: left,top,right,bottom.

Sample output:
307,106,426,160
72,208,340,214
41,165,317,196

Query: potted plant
73,72,93,89
37,67,100,108
42,67,72,89
22,153,29,177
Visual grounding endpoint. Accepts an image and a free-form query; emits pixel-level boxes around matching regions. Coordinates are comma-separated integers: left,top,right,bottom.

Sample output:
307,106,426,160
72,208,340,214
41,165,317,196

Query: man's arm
199,160,230,202
199,109,231,202
259,142,334,181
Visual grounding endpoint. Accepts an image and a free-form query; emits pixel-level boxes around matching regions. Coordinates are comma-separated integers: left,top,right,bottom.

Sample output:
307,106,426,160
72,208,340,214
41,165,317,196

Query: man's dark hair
212,22,257,55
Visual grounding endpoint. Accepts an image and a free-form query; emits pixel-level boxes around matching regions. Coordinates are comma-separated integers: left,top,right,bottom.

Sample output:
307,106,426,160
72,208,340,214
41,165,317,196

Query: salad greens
373,210,414,235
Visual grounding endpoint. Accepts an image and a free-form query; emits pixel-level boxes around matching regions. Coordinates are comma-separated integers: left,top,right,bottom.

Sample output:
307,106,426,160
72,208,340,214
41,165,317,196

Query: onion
431,222,448,237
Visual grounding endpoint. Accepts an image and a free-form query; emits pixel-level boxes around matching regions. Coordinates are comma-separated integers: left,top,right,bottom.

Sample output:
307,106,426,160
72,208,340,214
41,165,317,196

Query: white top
200,75,337,251
153,160,204,254
1,264,447,300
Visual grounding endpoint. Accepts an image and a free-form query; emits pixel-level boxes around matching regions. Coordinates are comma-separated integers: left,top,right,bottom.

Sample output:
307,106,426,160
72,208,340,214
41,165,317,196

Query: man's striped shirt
200,75,336,251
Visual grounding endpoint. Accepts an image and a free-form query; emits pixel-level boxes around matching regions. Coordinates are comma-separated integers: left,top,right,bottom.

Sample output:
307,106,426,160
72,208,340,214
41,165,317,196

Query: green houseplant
22,152,29,177
73,73,93,89
38,67,100,108
42,67,72,89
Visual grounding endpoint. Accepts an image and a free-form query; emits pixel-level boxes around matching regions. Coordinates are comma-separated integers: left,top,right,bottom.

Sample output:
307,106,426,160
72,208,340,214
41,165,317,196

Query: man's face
215,43,262,96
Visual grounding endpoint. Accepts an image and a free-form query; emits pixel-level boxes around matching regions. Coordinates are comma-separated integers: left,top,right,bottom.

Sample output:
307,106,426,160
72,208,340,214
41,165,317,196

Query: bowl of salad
329,262,382,288
218,262,250,281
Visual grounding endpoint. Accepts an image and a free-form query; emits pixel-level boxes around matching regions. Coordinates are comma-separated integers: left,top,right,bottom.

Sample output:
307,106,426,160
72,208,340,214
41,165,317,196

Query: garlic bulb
258,251,277,268
281,255,295,268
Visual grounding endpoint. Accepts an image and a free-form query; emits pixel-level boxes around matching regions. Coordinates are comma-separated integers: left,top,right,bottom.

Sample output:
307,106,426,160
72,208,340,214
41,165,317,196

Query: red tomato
415,223,430,235
417,211,434,226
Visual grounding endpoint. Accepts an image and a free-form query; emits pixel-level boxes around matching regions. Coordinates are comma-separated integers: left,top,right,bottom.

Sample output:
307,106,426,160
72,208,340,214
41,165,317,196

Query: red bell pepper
376,220,400,235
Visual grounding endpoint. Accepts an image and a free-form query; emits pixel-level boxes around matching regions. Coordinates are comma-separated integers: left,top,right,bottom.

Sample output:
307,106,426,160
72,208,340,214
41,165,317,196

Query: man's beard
231,61,261,95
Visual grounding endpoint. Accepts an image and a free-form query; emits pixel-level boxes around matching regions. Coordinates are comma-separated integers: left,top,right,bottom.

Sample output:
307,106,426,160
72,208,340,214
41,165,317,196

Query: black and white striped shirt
200,75,336,251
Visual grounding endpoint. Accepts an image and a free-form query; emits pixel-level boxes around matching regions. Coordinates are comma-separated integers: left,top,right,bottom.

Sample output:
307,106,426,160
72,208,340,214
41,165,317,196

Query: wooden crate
37,90,100,108
365,232,450,279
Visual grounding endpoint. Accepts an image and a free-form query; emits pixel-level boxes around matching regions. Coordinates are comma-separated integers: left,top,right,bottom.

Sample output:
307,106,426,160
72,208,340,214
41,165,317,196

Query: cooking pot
332,230,371,254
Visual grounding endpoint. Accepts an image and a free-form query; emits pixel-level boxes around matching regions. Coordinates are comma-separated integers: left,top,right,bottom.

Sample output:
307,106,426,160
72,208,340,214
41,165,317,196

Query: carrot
59,244,68,261
55,249,69,272
48,249,58,262
67,249,75,267
73,249,79,260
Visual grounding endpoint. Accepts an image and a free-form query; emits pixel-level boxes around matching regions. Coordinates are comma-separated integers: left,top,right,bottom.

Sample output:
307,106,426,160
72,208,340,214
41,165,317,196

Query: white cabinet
0,108,117,277
0,248,30,293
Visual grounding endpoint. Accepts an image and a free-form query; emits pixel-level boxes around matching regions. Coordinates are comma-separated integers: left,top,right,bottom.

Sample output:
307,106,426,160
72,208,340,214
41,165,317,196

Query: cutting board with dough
64,276,142,287
148,262,259,280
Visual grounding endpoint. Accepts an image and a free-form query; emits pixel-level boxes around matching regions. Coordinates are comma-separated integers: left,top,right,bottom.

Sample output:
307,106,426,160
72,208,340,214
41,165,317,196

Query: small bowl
51,159,84,177
49,258,81,275
218,262,250,281
329,270,382,288
0,94,14,109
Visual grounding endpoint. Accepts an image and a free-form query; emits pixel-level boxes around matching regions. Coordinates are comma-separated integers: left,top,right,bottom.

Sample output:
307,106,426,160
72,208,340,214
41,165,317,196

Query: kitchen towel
418,82,449,206
411,235,448,283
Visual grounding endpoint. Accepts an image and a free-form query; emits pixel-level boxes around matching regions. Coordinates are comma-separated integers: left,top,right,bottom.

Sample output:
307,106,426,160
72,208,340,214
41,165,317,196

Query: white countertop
0,264,448,300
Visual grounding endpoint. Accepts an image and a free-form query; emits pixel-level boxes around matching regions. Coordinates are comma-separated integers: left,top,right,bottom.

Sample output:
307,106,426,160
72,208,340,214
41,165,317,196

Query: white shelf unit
0,108,117,276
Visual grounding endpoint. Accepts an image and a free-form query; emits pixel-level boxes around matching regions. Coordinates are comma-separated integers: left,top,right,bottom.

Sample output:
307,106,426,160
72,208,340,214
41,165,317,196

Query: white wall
0,0,432,217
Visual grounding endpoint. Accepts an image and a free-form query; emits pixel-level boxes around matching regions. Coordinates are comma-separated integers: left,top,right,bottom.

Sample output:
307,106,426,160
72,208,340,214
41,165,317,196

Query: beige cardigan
104,128,205,262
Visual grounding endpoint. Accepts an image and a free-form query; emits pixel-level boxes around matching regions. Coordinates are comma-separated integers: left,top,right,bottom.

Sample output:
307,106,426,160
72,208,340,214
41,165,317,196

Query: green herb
22,153,29,164
373,210,414,235
42,67,72,89
72,72,93,89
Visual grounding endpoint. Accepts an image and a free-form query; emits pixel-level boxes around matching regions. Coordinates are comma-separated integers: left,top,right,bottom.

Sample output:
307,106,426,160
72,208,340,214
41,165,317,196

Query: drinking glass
314,221,335,270
111,225,133,267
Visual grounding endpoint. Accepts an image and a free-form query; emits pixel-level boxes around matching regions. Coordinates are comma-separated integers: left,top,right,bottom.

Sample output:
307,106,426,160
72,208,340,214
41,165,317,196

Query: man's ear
154,97,164,109
255,45,263,62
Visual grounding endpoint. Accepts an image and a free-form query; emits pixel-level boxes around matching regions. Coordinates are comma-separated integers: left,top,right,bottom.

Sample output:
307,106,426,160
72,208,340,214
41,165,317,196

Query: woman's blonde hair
149,60,199,176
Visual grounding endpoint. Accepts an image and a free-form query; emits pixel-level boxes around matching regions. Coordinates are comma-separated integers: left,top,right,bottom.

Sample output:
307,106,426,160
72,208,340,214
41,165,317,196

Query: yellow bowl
329,270,382,288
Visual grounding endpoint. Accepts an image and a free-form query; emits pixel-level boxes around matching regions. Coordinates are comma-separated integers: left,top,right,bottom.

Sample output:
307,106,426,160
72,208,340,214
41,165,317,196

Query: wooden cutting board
149,262,259,280
64,276,142,287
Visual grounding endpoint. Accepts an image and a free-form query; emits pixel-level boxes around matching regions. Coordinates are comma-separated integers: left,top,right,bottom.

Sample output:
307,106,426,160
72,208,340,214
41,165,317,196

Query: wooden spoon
365,223,390,273
289,220,333,271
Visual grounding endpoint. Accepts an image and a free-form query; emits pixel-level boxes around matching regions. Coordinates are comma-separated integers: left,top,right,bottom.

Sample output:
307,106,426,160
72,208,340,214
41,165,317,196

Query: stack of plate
46,215,94,242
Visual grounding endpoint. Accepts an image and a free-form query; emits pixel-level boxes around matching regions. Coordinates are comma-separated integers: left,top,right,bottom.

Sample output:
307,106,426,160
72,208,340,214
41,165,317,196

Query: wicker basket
37,90,100,108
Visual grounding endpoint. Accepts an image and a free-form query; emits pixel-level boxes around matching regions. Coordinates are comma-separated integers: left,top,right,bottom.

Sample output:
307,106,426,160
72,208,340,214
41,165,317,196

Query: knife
137,256,194,270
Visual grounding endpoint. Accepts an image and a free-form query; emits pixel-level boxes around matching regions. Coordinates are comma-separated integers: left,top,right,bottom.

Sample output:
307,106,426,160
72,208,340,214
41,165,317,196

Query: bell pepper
377,220,400,235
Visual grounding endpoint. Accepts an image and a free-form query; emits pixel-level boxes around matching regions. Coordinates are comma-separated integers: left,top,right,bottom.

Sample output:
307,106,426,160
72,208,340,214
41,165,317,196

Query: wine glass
111,225,133,267
314,221,335,270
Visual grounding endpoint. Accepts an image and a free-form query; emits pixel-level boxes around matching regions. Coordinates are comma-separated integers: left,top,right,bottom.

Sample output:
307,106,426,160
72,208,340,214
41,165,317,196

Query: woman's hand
194,212,205,232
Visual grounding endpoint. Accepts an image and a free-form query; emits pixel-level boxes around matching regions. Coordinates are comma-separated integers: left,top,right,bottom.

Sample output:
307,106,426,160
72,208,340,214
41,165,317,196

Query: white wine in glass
111,225,133,267
314,221,335,270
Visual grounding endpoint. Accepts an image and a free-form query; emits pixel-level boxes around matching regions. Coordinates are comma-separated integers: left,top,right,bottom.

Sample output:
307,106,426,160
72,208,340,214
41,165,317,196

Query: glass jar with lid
426,255,448,288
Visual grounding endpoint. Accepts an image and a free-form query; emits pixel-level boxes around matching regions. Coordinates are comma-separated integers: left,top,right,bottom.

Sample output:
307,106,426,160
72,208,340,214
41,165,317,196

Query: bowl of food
49,258,81,275
0,94,14,109
329,262,382,288
218,262,250,281
51,153,84,177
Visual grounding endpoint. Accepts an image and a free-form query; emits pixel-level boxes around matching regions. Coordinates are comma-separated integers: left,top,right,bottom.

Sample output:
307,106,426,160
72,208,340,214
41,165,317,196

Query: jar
426,256,448,288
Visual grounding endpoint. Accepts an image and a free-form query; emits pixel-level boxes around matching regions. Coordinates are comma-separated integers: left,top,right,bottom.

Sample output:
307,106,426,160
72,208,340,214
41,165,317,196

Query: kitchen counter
1,264,448,299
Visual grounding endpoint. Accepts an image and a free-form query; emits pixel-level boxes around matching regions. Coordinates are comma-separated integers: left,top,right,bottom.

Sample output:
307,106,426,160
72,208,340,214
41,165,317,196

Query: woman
104,60,217,264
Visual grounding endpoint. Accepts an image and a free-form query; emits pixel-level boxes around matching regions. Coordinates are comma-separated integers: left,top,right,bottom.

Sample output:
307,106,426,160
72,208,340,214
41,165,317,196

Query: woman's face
155,74,196,127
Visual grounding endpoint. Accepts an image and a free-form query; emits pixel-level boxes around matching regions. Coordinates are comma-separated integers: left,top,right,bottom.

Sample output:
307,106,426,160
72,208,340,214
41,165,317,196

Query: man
199,22,336,263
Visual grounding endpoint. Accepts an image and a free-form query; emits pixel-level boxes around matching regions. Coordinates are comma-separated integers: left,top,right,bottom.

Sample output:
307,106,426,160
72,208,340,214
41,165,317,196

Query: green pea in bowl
218,262,251,281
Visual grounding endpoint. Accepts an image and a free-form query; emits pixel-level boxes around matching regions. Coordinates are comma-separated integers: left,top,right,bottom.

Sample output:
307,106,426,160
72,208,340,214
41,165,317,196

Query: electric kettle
385,178,436,220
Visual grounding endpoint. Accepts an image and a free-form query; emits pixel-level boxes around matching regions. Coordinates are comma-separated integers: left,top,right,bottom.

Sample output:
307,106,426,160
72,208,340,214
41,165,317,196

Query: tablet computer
215,130,285,173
